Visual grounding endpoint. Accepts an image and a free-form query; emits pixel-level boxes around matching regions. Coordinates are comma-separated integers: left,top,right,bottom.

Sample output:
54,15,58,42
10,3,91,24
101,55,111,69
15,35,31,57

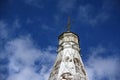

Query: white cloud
0,20,8,39
0,19,21,40
0,19,56,80
86,45,120,80
3,35,119,80
3,35,56,80
78,4,110,26
58,0,77,13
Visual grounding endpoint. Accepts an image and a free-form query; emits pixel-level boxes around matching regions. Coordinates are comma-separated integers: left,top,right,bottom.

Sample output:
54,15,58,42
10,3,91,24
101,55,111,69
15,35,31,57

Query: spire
49,18,89,80
67,16,71,32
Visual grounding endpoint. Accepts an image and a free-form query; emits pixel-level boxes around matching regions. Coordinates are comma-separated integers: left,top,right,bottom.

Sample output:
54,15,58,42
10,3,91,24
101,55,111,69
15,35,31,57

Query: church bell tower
48,18,88,80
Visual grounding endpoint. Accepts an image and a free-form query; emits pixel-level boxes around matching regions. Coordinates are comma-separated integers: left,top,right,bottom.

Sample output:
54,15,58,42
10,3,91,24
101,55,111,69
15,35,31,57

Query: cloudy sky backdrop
0,0,120,80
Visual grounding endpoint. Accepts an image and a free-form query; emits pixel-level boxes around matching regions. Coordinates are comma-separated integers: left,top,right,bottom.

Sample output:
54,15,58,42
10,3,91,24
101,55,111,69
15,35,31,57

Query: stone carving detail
60,73,72,80
74,58,80,73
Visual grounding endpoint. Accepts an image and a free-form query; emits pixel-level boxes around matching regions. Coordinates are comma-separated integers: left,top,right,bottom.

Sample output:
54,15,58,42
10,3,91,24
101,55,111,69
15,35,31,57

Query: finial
67,16,71,32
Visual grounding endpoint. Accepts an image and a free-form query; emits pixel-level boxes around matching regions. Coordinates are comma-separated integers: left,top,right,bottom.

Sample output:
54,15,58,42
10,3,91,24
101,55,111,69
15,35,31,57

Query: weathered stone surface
49,32,88,80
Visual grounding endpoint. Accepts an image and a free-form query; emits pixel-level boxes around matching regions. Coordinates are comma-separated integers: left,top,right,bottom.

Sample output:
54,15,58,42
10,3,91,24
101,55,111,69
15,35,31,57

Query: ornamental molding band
48,18,89,80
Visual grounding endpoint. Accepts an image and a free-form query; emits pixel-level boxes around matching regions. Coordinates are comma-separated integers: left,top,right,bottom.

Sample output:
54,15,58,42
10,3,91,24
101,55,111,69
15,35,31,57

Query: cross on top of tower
67,16,71,32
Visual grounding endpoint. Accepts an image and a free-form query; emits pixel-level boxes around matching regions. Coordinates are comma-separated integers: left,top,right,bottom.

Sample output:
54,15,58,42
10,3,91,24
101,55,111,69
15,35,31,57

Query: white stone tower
49,18,88,80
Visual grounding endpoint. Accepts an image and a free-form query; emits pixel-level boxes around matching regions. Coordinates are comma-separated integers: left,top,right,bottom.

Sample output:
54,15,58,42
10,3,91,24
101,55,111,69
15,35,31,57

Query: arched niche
73,58,80,66
60,72,72,80
73,58,81,73
64,56,73,62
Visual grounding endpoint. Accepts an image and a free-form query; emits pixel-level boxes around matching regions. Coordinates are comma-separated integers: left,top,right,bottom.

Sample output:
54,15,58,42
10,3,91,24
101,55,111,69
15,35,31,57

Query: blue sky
0,0,120,80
